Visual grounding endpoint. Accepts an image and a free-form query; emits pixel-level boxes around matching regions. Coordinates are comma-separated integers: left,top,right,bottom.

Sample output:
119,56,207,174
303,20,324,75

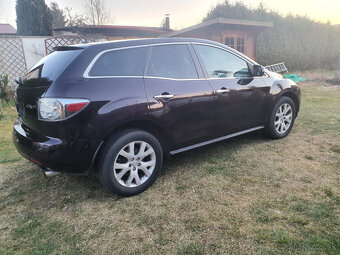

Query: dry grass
299,69,340,85
0,80,339,254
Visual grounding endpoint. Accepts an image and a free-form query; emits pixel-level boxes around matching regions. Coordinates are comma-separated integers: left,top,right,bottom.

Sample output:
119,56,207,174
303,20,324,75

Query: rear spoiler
53,46,85,51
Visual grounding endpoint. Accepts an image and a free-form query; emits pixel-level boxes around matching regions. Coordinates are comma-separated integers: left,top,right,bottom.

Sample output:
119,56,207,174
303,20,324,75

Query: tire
97,129,163,196
264,96,296,139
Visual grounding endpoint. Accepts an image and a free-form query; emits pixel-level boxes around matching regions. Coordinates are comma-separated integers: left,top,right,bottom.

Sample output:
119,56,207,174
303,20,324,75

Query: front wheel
264,96,296,139
97,129,163,196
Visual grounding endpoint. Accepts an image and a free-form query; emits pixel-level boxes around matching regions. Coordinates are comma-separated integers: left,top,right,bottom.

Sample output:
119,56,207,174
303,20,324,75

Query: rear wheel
98,129,163,196
264,96,296,139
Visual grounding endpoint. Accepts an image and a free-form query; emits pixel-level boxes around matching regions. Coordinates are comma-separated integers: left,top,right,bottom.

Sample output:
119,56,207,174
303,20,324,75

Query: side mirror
253,65,265,77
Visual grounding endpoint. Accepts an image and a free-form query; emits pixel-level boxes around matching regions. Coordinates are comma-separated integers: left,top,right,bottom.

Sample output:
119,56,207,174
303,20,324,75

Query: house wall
169,25,259,60
21,37,49,70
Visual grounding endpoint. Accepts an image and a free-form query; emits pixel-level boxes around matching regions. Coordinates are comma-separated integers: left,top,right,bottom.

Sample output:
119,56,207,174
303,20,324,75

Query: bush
0,75,11,110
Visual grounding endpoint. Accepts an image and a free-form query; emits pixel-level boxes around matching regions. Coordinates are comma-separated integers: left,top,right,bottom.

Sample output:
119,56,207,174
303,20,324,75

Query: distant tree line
16,0,111,36
204,1,340,70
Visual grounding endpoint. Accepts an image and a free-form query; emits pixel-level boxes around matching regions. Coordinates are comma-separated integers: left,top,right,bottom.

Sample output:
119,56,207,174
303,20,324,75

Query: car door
192,44,269,137
144,44,215,150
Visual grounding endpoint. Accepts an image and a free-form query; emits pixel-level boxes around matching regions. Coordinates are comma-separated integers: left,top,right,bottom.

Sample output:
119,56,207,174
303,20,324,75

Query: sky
1,0,340,30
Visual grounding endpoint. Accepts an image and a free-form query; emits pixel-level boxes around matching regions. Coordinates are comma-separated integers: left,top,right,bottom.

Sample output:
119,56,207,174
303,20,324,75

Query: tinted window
89,47,147,76
24,49,82,85
148,45,198,79
194,45,251,78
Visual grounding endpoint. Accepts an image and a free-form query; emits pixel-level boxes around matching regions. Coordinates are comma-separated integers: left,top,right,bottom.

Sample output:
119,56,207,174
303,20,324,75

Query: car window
194,45,251,78
148,44,198,79
24,49,82,85
89,47,147,77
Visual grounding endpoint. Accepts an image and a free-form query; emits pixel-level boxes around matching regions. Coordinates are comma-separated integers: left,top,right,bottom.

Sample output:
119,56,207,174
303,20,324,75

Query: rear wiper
15,77,24,86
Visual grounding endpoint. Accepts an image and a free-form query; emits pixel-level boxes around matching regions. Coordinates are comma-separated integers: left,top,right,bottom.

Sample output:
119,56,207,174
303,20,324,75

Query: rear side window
89,47,147,77
194,45,251,78
147,45,198,79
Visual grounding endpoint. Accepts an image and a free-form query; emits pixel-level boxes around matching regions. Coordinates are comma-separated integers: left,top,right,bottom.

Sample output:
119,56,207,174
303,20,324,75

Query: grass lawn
0,81,339,254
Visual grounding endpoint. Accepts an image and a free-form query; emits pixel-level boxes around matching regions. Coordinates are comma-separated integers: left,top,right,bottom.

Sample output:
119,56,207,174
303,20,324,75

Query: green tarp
283,74,306,83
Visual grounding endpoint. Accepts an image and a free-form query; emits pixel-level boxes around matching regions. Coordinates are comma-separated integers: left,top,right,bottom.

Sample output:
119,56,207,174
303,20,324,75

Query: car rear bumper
13,118,100,175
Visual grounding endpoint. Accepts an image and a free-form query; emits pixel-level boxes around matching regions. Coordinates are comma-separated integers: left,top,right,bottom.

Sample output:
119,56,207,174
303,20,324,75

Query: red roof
0,24,16,34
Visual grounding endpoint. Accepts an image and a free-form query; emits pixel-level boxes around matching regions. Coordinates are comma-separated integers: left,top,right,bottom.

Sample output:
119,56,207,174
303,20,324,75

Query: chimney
165,14,170,30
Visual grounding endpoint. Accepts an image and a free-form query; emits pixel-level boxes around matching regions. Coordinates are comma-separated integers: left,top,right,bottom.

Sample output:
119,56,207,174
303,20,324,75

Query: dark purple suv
13,38,300,196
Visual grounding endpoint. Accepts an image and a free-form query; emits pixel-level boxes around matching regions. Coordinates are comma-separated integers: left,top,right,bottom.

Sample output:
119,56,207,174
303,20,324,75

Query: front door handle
154,94,175,101
215,88,231,95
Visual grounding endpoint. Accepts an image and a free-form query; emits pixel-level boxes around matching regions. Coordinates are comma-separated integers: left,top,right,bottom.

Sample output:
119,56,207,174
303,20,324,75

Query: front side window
147,44,198,79
89,47,147,77
194,45,251,78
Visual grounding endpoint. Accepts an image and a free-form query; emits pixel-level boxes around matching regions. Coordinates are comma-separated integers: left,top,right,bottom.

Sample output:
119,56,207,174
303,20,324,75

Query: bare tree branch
84,0,110,25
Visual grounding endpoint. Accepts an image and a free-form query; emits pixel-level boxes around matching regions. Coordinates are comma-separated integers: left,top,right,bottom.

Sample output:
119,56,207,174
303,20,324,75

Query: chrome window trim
169,125,264,155
83,42,190,79
83,41,268,80
144,76,206,81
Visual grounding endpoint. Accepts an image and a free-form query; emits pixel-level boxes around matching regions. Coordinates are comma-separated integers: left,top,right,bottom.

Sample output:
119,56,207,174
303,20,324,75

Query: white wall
21,37,49,70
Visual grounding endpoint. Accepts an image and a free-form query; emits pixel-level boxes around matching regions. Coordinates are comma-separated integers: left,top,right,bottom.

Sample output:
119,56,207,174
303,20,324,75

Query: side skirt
169,126,265,155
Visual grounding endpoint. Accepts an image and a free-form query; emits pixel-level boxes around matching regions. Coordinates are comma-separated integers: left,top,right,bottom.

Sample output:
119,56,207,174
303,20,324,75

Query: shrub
0,75,11,110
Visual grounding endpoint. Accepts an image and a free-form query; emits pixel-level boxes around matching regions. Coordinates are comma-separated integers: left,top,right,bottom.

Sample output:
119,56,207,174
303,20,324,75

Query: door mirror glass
253,65,265,77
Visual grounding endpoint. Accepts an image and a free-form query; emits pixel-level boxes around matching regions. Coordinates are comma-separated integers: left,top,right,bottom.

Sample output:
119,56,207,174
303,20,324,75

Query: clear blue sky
1,0,339,29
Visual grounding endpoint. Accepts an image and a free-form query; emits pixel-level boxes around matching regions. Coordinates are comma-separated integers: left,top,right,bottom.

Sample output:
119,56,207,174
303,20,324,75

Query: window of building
224,36,245,53
225,37,235,49
237,37,245,53
147,44,198,79
89,47,147,77
194,44,251,78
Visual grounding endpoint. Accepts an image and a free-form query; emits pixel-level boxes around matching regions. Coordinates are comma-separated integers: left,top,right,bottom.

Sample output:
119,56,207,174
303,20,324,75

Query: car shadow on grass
1,130,269,209
162,130,268,175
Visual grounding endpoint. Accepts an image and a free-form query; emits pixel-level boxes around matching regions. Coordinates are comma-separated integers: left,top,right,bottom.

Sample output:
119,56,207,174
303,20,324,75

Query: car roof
68,37,257,65
79,37,222,49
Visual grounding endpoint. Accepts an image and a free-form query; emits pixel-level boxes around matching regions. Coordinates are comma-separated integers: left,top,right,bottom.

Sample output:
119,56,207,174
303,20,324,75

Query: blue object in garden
283,74,306,83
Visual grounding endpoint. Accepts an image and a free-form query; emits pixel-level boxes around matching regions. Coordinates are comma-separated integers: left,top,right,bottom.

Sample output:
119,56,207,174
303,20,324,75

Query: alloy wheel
274,103,293,134
113,141,156,187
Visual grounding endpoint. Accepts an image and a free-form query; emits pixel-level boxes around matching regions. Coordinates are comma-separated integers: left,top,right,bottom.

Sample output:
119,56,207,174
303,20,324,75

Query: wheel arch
91,119,170,171
280,91,300,115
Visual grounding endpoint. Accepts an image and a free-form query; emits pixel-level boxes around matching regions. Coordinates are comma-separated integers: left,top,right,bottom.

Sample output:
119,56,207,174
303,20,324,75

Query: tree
16,0,53,36
50,2,66,28
84,0,110,25
64,7,87,27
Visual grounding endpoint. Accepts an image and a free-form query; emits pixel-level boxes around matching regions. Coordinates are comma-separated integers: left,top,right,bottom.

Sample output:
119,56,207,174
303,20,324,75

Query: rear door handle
215,88,231,95
154,94,175,101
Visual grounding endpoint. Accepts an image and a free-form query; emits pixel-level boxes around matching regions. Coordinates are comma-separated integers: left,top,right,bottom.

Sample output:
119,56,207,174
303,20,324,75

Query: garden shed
164,18,273,60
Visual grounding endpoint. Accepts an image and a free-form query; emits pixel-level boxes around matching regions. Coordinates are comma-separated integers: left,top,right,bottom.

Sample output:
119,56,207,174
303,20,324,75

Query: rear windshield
23,49,82,87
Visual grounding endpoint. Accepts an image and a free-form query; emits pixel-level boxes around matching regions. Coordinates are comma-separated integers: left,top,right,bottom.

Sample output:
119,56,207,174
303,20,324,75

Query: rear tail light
38,98,90,121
